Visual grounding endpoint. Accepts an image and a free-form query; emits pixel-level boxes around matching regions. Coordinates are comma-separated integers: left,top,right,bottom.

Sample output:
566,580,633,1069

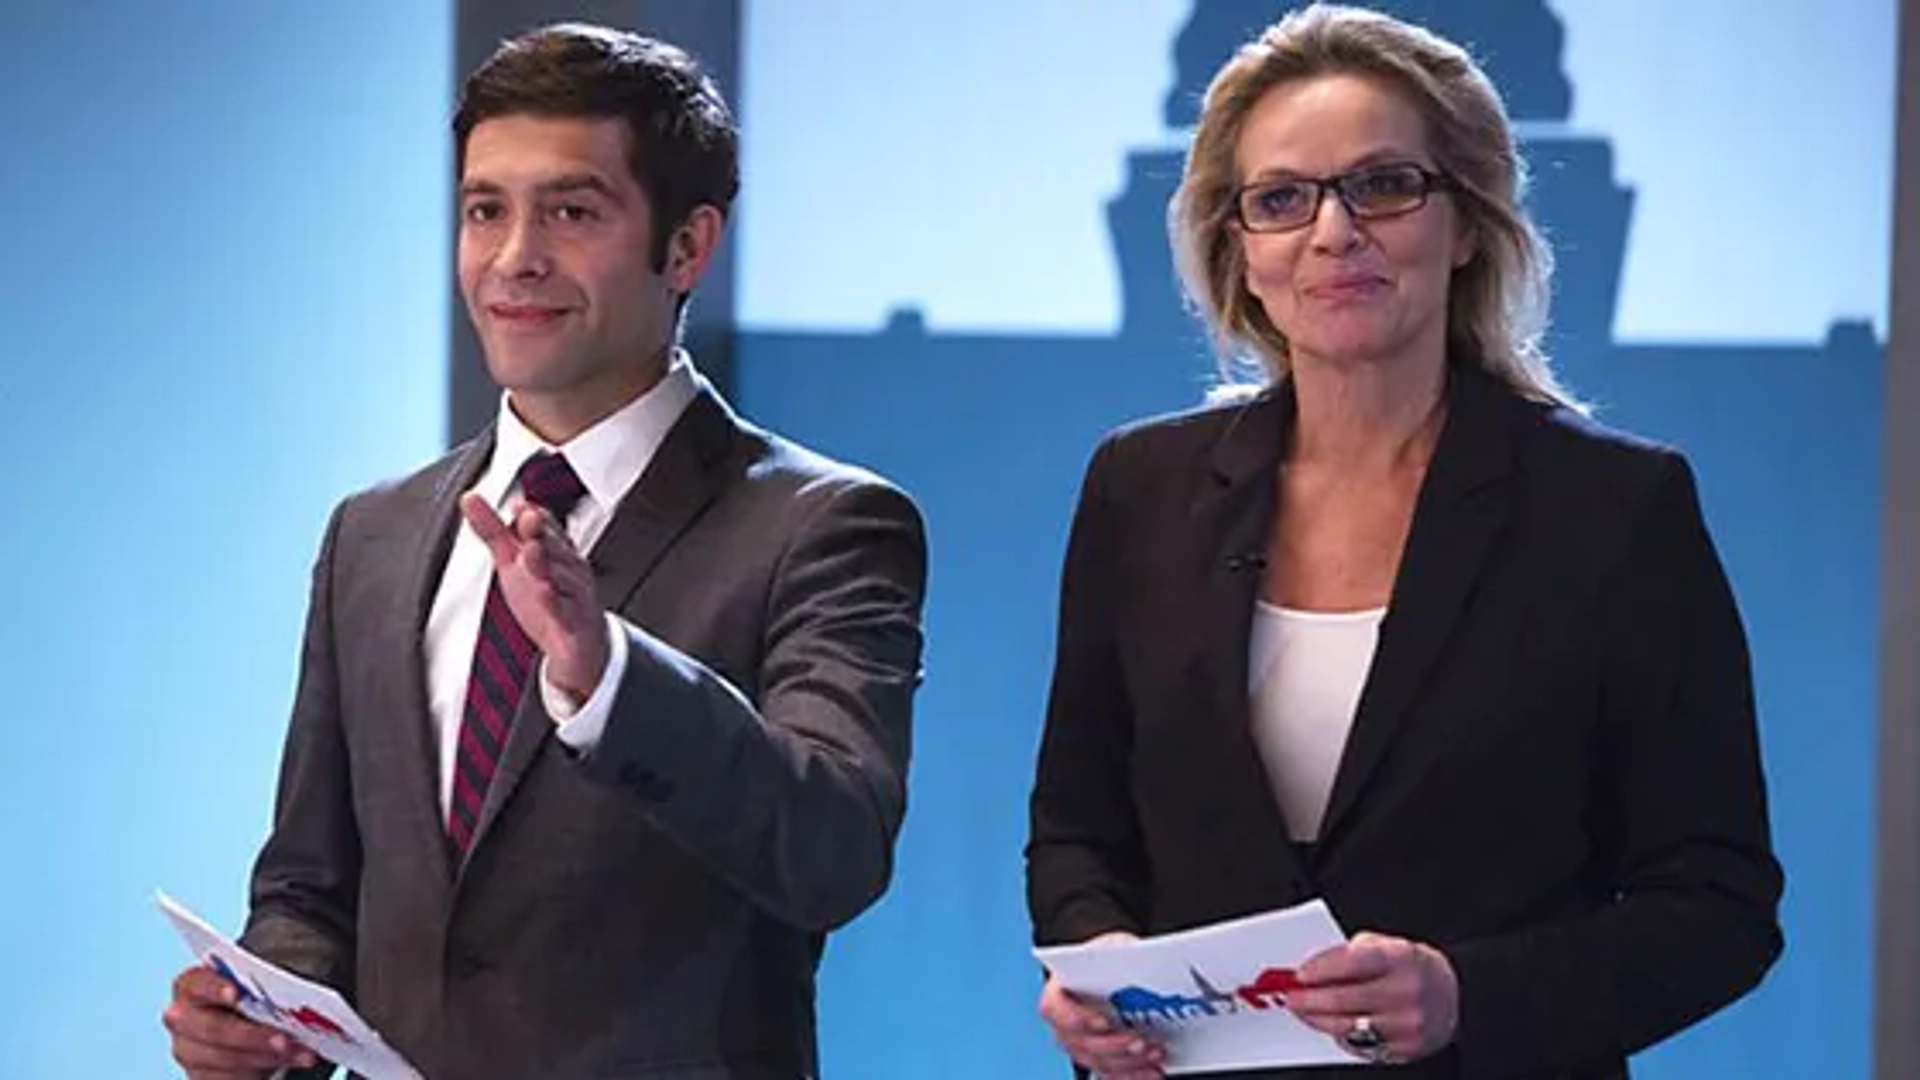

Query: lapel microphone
1225,553,1268,573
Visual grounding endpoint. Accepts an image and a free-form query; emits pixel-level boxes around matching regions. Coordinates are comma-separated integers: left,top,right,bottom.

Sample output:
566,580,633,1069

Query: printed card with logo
156,891,423,1080
1033,899,1358,1073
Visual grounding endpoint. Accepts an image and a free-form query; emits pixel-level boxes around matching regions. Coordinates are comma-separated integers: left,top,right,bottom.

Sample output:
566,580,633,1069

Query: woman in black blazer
1024,7,1783,1079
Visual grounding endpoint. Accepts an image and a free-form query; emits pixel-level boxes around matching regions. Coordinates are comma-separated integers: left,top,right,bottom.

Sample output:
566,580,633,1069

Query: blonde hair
1171,3,1580,407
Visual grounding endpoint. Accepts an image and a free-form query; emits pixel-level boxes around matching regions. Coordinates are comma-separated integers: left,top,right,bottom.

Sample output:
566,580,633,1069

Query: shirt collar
478,350,701,513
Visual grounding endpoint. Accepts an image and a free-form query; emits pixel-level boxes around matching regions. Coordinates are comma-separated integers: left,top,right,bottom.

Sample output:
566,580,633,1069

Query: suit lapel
1316,368,1517,845
1180,389,1310,901
461,390,740,864
396,433,495,886
583,390,740,613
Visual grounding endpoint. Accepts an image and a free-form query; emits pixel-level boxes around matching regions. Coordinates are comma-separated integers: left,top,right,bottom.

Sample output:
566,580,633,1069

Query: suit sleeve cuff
544,612,629,754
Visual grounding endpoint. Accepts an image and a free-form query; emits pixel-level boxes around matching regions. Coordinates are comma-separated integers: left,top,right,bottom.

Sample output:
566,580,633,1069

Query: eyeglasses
1234,162,1456,233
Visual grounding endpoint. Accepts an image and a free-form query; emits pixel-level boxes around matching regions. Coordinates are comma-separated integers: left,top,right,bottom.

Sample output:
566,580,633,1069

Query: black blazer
1025,366,1783,1080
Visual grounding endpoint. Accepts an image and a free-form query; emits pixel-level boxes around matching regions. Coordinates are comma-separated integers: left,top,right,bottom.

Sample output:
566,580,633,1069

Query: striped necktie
447,450,586,853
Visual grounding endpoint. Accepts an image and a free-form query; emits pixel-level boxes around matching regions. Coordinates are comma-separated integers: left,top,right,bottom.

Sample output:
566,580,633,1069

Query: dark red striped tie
447,450,587,853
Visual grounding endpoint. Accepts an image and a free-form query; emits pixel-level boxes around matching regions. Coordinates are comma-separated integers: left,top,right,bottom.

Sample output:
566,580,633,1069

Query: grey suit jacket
240,387,927,1080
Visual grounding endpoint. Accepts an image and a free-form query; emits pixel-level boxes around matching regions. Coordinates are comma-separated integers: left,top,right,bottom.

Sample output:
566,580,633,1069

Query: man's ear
664,204,725,293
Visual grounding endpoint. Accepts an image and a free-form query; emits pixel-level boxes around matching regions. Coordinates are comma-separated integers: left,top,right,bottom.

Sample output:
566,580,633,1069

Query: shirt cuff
544,612,629,754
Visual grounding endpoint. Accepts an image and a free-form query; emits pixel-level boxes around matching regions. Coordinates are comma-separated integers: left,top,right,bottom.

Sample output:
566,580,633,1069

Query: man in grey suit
162,23,926,1080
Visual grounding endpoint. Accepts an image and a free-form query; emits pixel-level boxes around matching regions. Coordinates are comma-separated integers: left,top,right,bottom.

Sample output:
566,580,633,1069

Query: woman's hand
1038,932,1166,1079
1287,931,1460,1064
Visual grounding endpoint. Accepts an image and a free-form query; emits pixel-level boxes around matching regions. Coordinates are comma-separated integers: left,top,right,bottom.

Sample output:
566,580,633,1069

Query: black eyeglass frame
1232,163,1458,233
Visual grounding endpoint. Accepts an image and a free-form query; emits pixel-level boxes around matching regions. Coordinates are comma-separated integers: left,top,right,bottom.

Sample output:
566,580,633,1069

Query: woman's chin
1291,334,1404,369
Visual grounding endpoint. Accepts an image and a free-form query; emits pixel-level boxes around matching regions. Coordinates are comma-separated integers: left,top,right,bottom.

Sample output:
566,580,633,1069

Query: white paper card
156,891,423,1080
1034,900,1361,1073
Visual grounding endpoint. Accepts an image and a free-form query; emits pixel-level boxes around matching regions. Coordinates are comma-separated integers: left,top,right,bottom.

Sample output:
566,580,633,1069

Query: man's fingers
522,539,554,583
165,1001,282,1055
511,503,549,542
504,507,599,608
524,507,586,561
164,1004,295,1072
173,1040,291,1073
166,964,313,1070
460,492,519,565
518,546,593,608
547,551,598,601
174,966,238,1006
512,506,584,573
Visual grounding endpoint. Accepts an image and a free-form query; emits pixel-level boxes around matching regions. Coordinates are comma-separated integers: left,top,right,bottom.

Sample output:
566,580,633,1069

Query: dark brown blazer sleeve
576,476,927,933
242,499,361,996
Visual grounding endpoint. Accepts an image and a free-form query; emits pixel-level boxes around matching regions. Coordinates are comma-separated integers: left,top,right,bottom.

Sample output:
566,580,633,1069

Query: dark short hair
454,23,740,270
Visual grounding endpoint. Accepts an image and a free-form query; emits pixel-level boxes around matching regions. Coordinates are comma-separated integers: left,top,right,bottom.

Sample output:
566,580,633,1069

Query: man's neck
509,347,674,445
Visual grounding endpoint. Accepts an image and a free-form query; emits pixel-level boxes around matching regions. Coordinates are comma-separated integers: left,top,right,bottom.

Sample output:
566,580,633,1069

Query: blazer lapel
395,432,495,886
1316,368,1518,845
583,389,740,613
1181,388,1312,903
461,389,740,863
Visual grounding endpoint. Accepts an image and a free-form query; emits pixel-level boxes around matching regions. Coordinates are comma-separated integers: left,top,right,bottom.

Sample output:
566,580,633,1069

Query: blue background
0,1,1897,1077
0,3,448,1074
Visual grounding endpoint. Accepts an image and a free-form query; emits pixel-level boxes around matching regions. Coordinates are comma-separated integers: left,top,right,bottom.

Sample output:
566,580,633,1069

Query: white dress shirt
420,356,698,817
1247,601,1385,842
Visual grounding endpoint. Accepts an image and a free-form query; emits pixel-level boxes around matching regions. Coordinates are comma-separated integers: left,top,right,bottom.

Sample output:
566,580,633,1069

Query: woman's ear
1452,217,1478,269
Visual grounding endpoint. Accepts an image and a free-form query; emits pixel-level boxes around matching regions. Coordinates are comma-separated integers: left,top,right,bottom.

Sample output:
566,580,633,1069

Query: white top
421,354,700,816
1247,601,1386,842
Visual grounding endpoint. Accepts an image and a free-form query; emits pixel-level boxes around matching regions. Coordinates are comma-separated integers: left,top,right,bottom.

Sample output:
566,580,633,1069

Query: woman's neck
1286,350,1449,472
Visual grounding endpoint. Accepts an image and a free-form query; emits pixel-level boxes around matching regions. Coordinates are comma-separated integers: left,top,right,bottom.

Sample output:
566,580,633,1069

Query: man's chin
483,348,577,392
